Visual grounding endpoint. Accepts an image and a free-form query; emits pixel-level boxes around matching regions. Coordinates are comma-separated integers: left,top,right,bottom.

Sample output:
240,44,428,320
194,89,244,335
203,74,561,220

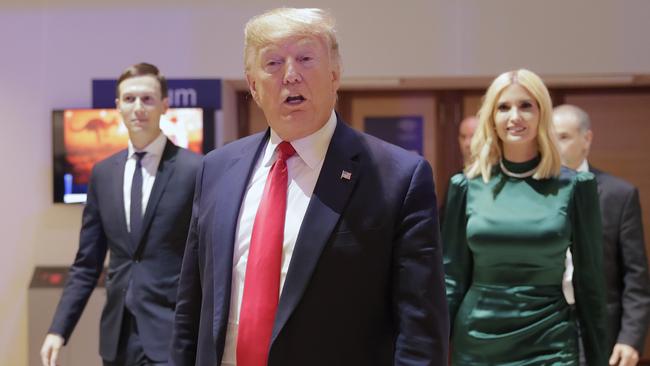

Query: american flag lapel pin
340,170,352,180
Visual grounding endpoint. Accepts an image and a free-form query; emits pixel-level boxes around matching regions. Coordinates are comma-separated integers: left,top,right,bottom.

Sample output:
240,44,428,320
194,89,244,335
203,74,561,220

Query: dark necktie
130,152,146,246
237,141,296,366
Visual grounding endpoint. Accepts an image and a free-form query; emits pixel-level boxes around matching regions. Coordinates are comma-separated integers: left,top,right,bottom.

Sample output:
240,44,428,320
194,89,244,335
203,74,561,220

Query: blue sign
364,116,423,156
93,79,221,109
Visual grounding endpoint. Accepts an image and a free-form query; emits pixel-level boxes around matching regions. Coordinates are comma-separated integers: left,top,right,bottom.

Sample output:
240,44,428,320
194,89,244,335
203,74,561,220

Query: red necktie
237,141,296,366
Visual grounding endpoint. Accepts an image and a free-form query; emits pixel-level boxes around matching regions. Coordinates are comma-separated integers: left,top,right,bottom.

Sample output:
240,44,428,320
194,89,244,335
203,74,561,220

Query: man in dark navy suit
554,104,650,366
41,63,202,366
170,8,448,366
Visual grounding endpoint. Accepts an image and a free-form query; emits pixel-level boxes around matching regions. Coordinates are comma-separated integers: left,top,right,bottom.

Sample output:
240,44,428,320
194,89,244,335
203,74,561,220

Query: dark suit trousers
103,309,168,366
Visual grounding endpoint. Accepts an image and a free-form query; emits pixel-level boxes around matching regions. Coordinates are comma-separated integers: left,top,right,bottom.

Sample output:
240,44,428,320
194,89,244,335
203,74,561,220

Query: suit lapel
272,120,362,343
212,131,269,338
112,150,129,248
133,140,177,256
589,165,604,196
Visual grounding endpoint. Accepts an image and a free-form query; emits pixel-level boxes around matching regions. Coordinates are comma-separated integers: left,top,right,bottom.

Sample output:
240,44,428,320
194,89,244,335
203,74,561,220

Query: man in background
553,104,650,366
458,116,478,168
169,7,448,366
439,115,478,225
41,63,202,366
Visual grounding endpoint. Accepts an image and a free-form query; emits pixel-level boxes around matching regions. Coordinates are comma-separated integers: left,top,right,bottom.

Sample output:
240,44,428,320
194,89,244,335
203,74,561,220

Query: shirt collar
263,110,337,169
577,159,589,173
128,132,167,159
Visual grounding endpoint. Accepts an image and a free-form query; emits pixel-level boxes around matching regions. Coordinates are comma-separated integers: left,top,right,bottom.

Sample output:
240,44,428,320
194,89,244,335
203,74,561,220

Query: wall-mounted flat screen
52,108,212,203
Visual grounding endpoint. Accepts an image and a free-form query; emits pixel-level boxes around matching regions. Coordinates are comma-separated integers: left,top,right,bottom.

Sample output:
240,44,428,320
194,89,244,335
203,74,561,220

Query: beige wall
2,0,650,364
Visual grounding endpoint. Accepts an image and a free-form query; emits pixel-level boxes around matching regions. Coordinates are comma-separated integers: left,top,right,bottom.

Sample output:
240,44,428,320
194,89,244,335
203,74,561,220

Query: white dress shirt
220,111,337,366
561,159,590,305
123,132,167,232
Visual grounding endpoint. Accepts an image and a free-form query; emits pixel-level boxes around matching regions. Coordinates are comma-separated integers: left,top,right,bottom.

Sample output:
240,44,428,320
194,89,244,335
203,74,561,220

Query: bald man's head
552,104,593,170
459,116,478,166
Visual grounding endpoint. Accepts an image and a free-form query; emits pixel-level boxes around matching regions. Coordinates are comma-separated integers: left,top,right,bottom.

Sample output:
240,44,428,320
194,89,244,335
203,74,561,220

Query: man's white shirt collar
263,110,337,169
577,159,589,173
127,131,167,159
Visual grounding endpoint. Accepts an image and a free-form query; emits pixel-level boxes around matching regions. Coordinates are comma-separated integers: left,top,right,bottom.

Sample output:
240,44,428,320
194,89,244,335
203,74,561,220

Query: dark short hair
116,62,168,99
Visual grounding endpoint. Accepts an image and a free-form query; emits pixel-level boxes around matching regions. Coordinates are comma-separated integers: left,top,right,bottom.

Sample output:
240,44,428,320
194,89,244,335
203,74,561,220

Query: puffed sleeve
441,173,471,331
571,172,608,366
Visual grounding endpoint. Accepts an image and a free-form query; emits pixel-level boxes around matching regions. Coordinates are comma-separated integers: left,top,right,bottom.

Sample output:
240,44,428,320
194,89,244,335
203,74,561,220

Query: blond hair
243,8,340,72
466,69,561,182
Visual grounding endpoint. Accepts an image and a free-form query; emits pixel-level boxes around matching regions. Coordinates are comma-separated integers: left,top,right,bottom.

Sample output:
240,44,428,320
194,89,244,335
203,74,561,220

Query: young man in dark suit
554,104,650,366
41,63,202,366
169,8,448,366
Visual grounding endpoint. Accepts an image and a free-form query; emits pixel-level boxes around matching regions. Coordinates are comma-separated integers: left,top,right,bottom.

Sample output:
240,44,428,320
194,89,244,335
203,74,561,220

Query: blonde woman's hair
465,69,561,182
243,8,341,72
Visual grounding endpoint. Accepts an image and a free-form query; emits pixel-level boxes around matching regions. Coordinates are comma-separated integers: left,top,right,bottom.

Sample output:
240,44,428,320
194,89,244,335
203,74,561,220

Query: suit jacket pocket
330,226,383,248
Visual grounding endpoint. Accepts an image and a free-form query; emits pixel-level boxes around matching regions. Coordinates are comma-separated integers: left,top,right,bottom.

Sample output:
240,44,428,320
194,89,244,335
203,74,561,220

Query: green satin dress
443,157,608,366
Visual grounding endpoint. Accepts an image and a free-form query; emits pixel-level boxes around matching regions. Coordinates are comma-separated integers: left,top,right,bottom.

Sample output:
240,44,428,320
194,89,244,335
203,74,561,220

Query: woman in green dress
443,69,608,365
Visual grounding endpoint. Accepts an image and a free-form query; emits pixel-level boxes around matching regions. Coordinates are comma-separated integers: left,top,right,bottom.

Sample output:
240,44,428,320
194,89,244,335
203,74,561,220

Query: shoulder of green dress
556,166,595,184
449,172,469,189
574,171,596,184
572,171,599,198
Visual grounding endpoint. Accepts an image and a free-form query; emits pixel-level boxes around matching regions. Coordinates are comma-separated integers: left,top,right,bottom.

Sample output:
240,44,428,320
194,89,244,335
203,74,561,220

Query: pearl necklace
499,159,538,178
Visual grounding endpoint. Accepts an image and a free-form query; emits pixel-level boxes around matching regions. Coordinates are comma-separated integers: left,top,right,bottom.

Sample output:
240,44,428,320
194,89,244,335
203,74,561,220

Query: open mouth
285,94,306,105
507,125,526,134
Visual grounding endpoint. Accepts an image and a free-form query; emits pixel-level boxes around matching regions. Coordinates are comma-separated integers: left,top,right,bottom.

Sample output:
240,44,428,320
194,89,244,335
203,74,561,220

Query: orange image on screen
160,109,204,154
63,108,203,187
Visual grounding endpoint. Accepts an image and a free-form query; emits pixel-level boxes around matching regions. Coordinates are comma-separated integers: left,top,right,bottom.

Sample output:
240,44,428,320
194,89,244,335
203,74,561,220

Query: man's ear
161,97,169,113
585,129,593,152
115,98,120,109
331,65,341,91
246,73,259,105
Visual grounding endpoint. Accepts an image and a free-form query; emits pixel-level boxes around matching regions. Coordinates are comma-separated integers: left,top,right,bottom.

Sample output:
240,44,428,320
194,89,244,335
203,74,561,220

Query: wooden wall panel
463,94,482,119
349,94,441,199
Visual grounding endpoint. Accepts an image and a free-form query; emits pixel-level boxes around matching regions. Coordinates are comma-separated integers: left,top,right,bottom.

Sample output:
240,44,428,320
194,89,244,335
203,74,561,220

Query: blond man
169,8,448,366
